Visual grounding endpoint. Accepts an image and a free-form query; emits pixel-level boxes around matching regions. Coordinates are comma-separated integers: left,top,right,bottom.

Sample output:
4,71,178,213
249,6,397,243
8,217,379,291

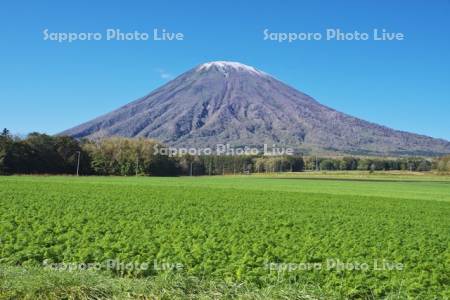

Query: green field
0,174,449,299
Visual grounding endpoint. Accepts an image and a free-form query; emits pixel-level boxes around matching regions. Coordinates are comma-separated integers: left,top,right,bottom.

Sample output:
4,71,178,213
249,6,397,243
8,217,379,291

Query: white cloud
155,68,172,80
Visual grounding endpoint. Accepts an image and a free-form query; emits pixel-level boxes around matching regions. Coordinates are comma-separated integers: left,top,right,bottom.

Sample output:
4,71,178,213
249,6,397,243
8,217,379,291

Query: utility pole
76,151,81,176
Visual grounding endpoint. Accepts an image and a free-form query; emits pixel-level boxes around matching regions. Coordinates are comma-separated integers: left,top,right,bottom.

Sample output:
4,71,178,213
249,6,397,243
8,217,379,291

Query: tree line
1,128,448,176
303,156,434,172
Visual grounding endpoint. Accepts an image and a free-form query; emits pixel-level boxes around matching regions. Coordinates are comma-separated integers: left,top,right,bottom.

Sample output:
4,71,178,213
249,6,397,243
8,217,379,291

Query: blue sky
0,0,449,140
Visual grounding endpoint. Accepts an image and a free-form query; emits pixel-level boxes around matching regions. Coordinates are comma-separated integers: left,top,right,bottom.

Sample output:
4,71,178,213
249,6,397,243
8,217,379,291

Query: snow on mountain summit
197,61,267,76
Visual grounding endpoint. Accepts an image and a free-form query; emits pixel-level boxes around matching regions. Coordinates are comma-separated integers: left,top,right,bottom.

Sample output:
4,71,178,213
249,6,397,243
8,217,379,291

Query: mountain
61,61,450,156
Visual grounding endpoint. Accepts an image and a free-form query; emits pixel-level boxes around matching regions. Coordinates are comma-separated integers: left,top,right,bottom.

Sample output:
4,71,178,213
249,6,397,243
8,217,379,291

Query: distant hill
61,61,450,156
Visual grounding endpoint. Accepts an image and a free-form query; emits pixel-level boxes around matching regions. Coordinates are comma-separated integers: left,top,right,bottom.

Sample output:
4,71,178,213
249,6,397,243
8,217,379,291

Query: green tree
287,155,305,172
357,159,372,171
320,159,336,171
339,157,358,170
416,160,431,172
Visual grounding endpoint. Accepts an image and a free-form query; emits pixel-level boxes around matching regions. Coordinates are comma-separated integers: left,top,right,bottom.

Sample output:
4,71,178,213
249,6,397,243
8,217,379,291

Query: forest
1,128,448,176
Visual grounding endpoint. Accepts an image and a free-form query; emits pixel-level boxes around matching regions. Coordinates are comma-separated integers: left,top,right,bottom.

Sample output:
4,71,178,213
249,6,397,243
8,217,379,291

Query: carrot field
0,174,449,299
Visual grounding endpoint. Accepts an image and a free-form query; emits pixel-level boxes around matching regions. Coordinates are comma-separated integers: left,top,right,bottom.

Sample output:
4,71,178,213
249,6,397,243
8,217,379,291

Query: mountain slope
61,61,450,156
